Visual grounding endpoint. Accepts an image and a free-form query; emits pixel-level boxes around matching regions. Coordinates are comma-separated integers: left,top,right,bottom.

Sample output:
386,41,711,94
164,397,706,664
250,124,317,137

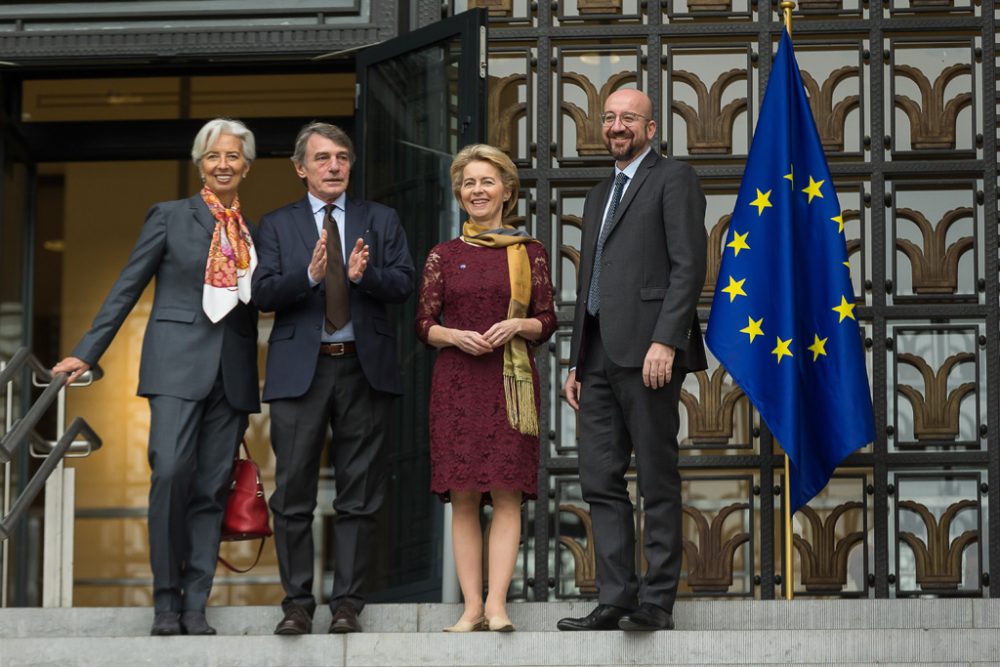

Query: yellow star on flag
750,189,772,216
721,276,747,302
831,213,844,233
771,336,793,364
832,295,856,322
727,230,750,256
784,165,794,185
802,176,824,203
740,316,764,344
807,334,828,361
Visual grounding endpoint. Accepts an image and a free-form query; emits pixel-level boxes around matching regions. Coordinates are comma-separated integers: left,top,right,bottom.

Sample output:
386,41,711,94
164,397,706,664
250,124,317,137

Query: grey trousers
577,318,685,613
268,354,390,615
147,372,247,612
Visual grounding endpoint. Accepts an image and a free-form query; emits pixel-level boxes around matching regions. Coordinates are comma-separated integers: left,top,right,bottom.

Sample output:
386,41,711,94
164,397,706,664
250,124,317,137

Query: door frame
355,7,487,196
352,7,487,603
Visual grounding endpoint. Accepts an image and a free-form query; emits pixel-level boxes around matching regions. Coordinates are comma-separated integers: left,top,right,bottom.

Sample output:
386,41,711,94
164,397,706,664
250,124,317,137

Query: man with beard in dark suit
558,89,707,632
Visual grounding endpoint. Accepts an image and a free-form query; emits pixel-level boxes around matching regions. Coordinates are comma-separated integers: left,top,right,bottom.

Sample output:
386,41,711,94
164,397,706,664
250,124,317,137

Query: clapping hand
347,238,369,281
308,230,328,283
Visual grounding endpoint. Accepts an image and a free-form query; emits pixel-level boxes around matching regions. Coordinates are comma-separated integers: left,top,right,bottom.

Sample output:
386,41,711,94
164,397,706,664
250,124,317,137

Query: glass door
0,85,39,606
355,8,486,602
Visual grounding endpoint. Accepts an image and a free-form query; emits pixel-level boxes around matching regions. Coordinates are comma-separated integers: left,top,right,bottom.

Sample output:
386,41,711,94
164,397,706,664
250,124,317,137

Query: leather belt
319,342,357,356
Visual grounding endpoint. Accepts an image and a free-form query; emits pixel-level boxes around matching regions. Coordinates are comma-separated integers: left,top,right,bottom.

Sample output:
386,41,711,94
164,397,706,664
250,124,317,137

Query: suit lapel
603,150,659,241
291,196,320,251
344,198,367,253
584,178,612,253
190,194,216,236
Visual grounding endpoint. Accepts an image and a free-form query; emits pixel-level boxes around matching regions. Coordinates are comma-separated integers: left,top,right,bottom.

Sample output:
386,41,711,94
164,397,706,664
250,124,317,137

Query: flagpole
780,0,796,603
784,453,793,600
781,1,795,35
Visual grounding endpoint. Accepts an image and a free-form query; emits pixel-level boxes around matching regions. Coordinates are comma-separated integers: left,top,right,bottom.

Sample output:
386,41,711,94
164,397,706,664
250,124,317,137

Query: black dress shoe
274,605,313,635
557,604,632,631
180,610,217,635
329,605,361,633
618,603,674,631
150,611,181,636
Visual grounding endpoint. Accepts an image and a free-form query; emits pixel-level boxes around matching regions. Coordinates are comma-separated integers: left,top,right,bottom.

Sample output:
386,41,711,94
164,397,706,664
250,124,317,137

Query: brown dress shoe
274,605,313,635
329,605,361,633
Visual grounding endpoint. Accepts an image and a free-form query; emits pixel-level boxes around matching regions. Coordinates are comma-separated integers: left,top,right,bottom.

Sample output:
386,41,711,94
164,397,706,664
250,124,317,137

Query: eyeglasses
600,111,649,126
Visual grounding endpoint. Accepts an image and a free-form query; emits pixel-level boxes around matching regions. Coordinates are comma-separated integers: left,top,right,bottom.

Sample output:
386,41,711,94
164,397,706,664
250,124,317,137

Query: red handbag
218,440,272,573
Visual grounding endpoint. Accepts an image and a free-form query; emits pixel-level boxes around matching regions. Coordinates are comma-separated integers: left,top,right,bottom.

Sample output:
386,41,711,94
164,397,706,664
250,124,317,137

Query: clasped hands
308,230,369,283
563,342,675,410
450,319,526,356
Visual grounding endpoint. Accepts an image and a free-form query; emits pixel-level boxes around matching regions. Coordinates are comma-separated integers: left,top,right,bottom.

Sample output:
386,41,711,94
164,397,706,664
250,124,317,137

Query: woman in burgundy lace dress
415,144,556,633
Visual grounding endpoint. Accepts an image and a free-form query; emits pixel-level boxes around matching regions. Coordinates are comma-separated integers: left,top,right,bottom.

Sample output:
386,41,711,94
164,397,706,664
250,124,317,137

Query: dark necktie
586,171,628,316
323,203,349,332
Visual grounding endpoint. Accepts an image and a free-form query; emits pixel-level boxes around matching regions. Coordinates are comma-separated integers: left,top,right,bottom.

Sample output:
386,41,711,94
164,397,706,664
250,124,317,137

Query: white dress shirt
306,191,355,343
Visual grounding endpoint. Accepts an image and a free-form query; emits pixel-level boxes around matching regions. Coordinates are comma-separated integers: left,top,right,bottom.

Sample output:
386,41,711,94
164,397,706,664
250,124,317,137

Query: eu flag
705,30,875,513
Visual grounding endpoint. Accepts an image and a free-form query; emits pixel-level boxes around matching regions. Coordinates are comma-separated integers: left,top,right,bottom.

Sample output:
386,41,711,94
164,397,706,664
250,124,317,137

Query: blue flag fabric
705,30,875,513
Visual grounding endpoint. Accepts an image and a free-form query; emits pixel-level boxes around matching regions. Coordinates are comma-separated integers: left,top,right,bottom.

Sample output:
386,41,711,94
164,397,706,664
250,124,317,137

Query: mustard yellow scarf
462,220,539,436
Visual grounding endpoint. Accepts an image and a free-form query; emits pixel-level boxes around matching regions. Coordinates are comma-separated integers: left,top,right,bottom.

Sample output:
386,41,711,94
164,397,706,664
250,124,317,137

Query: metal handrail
0,346,103,547
0,417,101,540
0,347,99,389
29,429,98,459
0,349,102,465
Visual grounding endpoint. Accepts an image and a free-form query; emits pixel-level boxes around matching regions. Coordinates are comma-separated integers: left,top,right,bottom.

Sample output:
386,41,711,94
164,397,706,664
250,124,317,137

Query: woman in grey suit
53,118,260,636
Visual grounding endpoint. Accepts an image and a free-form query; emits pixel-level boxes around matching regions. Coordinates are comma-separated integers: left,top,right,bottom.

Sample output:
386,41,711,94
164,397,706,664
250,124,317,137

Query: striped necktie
586,171,628,316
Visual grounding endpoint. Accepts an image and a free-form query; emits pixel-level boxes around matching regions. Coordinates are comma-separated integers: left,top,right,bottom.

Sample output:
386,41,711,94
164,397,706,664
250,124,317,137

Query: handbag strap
217,538,266,574
219,439,267,573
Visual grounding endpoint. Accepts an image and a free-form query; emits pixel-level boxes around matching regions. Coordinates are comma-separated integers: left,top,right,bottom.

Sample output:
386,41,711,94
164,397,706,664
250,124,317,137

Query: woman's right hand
52,356,91,385
449,329,493,356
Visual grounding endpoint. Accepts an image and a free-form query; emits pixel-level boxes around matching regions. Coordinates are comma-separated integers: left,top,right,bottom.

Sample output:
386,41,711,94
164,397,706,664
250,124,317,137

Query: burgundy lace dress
415,238,557,502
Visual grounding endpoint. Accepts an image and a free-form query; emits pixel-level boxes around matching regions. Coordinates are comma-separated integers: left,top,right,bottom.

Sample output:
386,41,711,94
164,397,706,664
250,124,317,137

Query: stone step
1,599,998,638
3,600,999,666
3,627,999,666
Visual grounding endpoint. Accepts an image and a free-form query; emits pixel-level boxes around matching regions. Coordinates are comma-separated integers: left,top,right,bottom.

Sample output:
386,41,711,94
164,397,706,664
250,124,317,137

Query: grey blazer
72,195,260,413
569,151,709,374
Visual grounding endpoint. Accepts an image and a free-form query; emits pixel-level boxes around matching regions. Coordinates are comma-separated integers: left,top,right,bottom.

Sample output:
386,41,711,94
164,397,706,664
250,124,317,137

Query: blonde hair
449,144,519,220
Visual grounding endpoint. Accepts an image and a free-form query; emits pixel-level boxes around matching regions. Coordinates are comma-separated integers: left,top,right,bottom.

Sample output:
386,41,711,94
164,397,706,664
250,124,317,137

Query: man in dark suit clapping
252,122,414,635
558,89,707,632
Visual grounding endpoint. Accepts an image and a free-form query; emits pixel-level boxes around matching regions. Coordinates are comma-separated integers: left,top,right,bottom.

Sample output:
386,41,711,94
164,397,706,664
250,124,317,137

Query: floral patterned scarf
201,186,256,323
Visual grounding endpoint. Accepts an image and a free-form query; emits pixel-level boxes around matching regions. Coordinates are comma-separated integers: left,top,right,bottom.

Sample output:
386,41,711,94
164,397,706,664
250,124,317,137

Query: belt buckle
327,343,345,356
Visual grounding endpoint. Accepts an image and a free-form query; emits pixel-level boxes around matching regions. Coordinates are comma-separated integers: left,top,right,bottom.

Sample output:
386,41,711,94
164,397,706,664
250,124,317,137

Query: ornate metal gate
459,0,999,601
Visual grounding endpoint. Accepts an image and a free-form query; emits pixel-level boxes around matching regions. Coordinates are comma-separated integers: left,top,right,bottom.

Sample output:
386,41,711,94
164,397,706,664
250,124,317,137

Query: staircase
2,599,998,666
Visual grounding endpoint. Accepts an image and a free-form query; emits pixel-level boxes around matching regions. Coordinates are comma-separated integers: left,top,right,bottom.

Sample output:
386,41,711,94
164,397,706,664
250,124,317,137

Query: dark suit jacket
72,195,260,413
569,151,708,374
252,195,415,400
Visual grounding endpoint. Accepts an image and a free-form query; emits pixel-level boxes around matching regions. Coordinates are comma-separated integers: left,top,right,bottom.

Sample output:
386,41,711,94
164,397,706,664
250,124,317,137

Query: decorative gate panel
454,0,999,601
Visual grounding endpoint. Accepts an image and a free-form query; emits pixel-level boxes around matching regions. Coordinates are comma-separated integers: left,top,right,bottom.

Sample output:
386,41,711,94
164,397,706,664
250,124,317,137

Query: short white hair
191,118,256,166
